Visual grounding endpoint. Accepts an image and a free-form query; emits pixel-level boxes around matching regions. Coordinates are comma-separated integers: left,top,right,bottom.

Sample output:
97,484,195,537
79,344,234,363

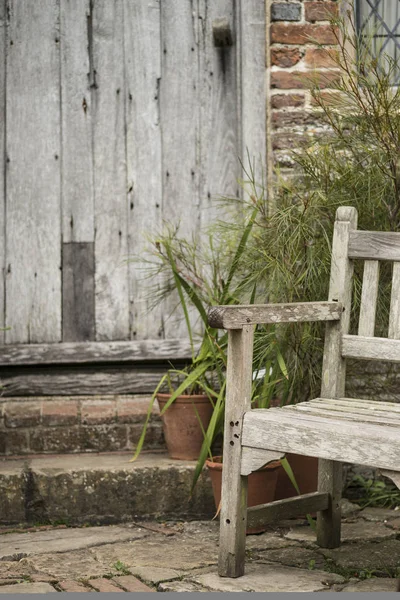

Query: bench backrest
323,206,400,400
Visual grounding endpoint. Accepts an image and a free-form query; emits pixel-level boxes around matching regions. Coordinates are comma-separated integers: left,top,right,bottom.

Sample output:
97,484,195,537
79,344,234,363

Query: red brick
272,111,323,129
29,427,82,454
113,575,155,592
271,93,305,109
272,132,310,150
81,424,128,452
271,23,337,45
304,47,338,68
58,580,91,592
271,69,340,90
88,578,124,592
5,430,29,455
305,1,338,22
310,89,343,106
271,47,302,68
81,399,116,425
41,400,78,427
117,396,159,424
4,402,41,428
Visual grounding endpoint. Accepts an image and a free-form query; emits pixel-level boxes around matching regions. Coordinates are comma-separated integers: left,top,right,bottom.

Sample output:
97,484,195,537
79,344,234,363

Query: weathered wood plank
62,242,95,342
198,0,239,227
287,401,400,424
247,492,329,529
242,408,400,471
0,366,168,396
319,206,357,548
342,334,400,363
60,0,94,243
348,231,400,261
389,262,400,339
0,0,5,344
219,325,254,578
124,0,163,340
337,397,400,411
0,338,194,366
239,0,266,185
92,0,129,340
6,0,61,343
241,447,285,476
380,470,400,490
160,1,200,338
208,301,342,330
358,260,379,337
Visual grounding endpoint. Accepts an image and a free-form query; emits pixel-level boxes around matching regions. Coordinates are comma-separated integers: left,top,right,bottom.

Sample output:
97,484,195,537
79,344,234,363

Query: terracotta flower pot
157,393,213,460
206,456,281,534
274,453,319,501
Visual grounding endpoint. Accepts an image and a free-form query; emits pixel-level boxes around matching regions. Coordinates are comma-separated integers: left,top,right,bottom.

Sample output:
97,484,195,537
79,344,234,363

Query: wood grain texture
358,260,379,337
0,338,194,366
6,0,61,343
348,231,400,261
219,325,254,578
0,0,5,344
0,366,168,396
241,447,285,476
342,334,400,363
92,0,129,340
247,492,329,529
198,0,239,228
318,208,357,548
389,262,400,339
289,398,400,424
160,0,199,338
208,301,342,329
124,0,163,340
242,408,400,471
62,242,95,342
60,0,94,243
239,0,266,185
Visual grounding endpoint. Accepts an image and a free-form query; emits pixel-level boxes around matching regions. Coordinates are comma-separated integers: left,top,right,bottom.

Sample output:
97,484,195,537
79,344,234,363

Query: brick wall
0,396,164,455
268,0,340,173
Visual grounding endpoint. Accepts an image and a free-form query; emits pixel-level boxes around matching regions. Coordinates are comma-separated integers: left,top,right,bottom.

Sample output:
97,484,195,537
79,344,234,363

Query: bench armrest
208,301,342,329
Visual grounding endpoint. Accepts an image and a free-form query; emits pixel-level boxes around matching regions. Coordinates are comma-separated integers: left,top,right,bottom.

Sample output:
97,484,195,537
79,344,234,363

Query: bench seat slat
242,403,400,471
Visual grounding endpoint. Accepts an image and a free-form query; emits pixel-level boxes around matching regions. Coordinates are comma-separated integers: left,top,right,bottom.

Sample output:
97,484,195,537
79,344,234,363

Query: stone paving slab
0,582,56,593
190,564,345,593
0,525,149,560
0,507,399,593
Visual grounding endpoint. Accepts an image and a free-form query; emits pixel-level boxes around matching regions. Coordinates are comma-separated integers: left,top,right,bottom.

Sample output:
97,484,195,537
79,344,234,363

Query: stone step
0,452,215,526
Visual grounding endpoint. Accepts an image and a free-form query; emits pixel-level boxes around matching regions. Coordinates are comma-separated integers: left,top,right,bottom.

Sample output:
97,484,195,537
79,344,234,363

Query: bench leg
218,326,253,578
316,458,342,548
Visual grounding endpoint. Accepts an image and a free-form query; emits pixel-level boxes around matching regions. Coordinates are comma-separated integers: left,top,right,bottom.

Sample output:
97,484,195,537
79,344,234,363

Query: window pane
356,0,400,84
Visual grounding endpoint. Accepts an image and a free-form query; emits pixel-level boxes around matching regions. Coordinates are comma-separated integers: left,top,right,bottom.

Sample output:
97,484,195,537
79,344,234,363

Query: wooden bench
208,206,400,578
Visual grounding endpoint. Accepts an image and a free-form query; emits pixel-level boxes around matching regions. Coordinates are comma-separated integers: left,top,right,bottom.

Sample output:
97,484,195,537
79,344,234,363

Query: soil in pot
275,453,318,500
206,456,281,534
157,393,213,460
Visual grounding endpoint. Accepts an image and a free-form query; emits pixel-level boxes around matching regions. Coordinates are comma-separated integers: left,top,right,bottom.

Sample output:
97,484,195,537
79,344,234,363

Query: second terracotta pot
206,456,281,534
274,453,319,501
157,393,213,460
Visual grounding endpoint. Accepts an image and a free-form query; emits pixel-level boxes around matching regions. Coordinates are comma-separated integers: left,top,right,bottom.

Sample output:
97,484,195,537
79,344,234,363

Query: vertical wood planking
238,0,267,186
6,0,61,343
160,0,200,338
0,0,5,343
60,0,94,243
124,0,163,340
358,260,379,337
389,262,400,339
62,242,95,341
218,325,254,578
92,0,129,340
198,0,239,228
317,206,357,549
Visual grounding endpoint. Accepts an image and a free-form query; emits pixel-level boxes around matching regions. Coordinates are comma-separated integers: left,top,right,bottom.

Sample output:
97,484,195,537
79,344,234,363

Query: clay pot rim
156,393,211,404
206,456,281,471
